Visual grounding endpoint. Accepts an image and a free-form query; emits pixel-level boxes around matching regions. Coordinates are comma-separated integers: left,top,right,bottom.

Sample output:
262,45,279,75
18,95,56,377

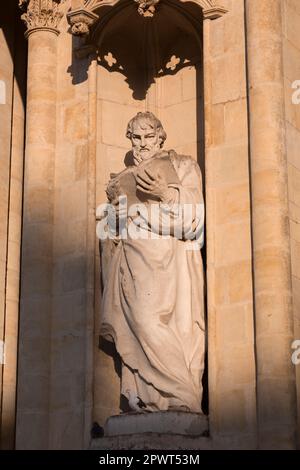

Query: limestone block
208,144,249,186
19,298,51,339
289,201,300,224
217,346,256,386
18,337,50,375
284,4,300,51
252,169,287,207
53,220,87,257
255,291,294,334
283,39,300,83
105,412,208,437
97,67,142,107
216,183,250,224
16,412,48,450
216,303,253,347
50,334,85,373
210,104,224,147
255,247,293,292
286,0,300,16
100,101,141,147
286,123,300,170
162,72,183,107
52,255,86,295
25,147,54,185
7,212,22,245
228,261,253,304
224,7,245,53
55,180,87,222
17,374,49,411
252,206,290,249
25,187,53,224
217,389,248,433
52,292,86,334
214,266,229,306
27,104,56,145
210,20,224,57
291,239,300,279
258,378,297,427
5,267,19,302
215,221,251,266
182,66,198,101
292,276,300,323
288,164,300,206
75,144,88,181
91,433,213,451
161,100,197,148
22,223,53,260
21,261,52,297
290,219,300,243
2,299,18,338
63,102,88,142
211,53,246,104
224,99,247,143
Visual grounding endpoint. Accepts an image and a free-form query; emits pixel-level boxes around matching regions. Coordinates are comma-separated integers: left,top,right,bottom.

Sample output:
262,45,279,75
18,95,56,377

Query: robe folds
100,150,205,412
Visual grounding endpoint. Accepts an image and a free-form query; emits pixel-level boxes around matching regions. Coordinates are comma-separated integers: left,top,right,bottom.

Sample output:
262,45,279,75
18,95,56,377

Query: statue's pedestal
105,411,208,437
91,412,212,450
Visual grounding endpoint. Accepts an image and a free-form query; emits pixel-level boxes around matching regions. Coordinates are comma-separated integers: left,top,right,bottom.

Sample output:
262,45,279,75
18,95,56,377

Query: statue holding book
100,112,205,413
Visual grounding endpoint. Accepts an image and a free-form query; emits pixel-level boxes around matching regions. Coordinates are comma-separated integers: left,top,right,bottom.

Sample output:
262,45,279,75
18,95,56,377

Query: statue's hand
136,168,172,202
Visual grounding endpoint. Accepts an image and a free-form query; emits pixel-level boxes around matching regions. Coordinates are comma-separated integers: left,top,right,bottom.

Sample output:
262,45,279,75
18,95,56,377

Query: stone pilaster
245,0,297,449
16,0,63,450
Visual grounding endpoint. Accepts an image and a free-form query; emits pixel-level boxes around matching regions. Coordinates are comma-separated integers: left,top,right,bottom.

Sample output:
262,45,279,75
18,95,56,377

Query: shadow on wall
0,0,27,108
67,0,203,100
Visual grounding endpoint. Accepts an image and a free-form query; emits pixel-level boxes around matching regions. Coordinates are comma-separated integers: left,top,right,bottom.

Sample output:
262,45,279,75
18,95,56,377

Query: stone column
16,0,62,449
245,0,297,449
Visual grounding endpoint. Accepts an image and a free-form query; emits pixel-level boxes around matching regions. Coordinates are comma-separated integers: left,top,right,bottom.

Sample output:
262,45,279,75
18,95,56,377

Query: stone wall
0,1,26,449
283,0,300,445
8,0,300,450
204,0,257,448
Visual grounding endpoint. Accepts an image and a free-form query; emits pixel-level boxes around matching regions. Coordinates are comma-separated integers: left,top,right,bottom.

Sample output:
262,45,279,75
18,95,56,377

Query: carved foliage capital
19,0,64,36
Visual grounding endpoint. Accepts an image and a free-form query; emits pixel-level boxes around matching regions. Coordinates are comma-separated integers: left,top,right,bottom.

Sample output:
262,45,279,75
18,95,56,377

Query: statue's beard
133,143,161,165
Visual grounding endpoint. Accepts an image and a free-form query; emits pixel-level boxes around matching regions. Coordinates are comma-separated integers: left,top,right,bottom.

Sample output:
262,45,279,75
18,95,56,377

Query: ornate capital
19,0,64,37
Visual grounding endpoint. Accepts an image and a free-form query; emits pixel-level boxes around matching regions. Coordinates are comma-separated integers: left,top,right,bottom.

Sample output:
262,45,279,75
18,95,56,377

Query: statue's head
126,112,167,162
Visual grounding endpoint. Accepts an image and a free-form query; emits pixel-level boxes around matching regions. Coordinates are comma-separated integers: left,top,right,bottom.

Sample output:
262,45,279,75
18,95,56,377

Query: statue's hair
126,112,167,146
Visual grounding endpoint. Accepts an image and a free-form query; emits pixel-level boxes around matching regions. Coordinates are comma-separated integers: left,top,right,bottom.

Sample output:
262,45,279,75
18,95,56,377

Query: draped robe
100,150,205,412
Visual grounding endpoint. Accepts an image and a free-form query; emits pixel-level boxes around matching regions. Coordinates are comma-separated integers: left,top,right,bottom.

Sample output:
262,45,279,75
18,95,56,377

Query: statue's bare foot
128,391,146,413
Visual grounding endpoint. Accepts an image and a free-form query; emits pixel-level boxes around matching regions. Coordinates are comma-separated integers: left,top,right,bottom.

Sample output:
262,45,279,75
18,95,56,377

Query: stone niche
87,0,206,432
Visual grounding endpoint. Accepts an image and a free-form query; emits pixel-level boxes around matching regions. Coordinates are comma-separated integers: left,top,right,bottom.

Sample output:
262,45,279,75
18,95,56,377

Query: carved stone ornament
67,9,99,36
134,0,160,18
67,0,227,37
19,0,64,36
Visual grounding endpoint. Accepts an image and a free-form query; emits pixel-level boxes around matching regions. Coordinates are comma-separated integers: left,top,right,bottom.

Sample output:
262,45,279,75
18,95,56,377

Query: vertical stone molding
16,0,62,450
245,0,297,449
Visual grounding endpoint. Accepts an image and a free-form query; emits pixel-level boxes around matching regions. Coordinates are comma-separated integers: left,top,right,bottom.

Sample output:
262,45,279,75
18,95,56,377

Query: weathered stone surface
105,412,208,437
91,433,212,450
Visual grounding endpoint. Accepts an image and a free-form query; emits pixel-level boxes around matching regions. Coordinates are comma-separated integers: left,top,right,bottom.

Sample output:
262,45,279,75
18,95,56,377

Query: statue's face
131,121,161,161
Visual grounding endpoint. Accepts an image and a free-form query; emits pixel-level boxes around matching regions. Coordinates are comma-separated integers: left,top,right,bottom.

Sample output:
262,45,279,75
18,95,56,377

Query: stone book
106,154,180,207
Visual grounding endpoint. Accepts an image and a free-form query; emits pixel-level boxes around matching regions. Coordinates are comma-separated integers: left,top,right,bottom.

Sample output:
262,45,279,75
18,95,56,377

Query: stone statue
99,112,205,414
